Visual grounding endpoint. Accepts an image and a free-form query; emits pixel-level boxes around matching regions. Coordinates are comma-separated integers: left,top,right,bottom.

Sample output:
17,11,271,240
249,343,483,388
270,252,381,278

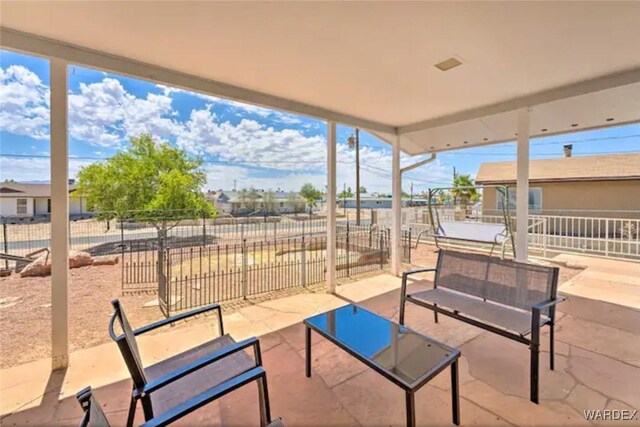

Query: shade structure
2,1,639,371
2,1,640,153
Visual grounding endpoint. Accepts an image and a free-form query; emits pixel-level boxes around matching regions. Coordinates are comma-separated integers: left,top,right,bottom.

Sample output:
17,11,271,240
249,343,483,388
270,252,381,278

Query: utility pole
343,183,347,217
410,182,414,207
348,128,361,226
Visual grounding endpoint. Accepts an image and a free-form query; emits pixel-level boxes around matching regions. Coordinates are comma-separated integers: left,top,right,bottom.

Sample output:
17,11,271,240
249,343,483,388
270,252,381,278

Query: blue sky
1,49,639,194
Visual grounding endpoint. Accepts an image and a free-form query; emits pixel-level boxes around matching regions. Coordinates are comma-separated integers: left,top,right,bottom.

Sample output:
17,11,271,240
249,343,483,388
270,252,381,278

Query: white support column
326,121,337,293
391,134,402,276
516,108,530,262
50,59,69,370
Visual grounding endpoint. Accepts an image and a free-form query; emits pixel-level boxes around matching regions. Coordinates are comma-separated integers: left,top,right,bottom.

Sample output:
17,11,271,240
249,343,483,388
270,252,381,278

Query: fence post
380,232,384,269
2,221,8,270
346,222,350,276
273,222,277,243
202,211,207,247
408,229,412,263
301,236,307,287
242,238,248,299
369,225,373,248
543,219,548,258
605,219,609,257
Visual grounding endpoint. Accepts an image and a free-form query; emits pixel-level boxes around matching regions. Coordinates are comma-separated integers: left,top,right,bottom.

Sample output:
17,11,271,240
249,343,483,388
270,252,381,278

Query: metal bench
399,249,564,403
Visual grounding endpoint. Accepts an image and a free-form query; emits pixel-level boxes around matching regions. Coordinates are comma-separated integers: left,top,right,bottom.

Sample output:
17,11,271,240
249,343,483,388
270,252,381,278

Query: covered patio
2,254,639,425
1,2,639,425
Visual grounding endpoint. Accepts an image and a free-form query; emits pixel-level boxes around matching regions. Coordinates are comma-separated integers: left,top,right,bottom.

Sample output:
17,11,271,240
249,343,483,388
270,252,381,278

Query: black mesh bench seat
408,288,550,336
399,249,564,404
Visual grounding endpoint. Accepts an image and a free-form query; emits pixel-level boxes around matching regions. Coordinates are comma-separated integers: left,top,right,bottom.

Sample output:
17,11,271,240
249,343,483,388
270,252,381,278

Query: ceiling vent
434,57,462,71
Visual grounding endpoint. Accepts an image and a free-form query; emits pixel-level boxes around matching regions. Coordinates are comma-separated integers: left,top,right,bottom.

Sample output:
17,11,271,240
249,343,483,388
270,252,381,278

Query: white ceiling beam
0,27,396,135
398,67,640,135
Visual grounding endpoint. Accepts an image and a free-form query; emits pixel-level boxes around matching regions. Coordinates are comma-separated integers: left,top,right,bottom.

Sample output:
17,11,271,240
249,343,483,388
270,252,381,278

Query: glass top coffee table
304,304,460,426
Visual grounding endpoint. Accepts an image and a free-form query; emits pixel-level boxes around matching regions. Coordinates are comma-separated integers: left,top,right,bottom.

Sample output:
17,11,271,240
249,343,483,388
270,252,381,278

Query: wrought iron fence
159,226,395,317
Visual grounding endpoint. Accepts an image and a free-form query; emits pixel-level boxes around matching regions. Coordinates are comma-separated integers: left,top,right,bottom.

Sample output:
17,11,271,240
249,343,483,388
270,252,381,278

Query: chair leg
549,322,555,371
434,303,439,323
399,296,406,326
257,375,272,426
126,393,137,427
530,342,540,404
141,395,154,421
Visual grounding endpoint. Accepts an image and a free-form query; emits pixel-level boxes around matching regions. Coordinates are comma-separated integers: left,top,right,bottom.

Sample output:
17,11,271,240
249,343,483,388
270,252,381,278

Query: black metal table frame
304,313,460,427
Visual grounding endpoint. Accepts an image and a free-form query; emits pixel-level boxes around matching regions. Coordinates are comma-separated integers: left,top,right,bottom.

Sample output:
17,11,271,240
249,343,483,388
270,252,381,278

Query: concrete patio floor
1,255,639,426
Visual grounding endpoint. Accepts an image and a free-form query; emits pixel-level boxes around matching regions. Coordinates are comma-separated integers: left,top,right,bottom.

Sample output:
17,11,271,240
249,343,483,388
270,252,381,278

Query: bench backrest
435,250,559,315
438,221,507,243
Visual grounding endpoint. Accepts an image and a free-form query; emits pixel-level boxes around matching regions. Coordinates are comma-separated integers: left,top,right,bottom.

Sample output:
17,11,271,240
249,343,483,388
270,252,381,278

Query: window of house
47,198,51,213
17,198,28,214
496,188,542,212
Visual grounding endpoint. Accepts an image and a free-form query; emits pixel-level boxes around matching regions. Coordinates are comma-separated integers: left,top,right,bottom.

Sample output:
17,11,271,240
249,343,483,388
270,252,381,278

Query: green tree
359,186,367,194
299,183,323,218
246,188,261,211
451,174,477,207
76,134,214,288
263,191,276,214
338,186,354,199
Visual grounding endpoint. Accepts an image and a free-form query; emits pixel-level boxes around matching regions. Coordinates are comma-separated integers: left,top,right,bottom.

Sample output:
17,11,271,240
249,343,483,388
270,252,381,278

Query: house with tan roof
475,148,640,219
0,182,90,219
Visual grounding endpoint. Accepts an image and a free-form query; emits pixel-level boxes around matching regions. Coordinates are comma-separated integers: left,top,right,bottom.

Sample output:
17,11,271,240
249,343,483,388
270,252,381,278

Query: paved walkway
1,255,639,426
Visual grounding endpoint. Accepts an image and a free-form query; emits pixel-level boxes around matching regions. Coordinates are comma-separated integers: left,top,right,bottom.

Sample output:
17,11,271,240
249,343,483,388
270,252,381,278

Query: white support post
391,134,402,276
50,58,69,370
326,121,337,293
516,108,530,262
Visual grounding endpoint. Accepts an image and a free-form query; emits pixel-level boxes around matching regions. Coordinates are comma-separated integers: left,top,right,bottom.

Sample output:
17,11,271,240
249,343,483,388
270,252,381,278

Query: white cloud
0,156,94,182
158,84,302,125
0,65,50,140
68,78,182,147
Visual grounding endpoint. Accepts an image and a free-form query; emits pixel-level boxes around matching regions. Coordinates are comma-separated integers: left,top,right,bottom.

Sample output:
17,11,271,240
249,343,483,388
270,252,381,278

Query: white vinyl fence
376,207,640,260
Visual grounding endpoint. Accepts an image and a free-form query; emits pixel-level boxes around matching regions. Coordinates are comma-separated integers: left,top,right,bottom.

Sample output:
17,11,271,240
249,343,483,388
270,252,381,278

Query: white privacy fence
375,208,640,260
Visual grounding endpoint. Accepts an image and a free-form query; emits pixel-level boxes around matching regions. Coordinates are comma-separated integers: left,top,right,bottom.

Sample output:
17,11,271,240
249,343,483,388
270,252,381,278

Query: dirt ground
0,244,583,368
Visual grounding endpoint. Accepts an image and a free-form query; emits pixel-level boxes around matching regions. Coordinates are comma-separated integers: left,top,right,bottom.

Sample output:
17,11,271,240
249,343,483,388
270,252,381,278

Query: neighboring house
0,182,91,218
475,149,640,219
207,190,306,215
337,197,429,209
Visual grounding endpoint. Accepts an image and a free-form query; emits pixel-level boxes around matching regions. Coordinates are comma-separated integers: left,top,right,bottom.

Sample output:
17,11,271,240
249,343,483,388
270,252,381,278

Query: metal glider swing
415,186,516,258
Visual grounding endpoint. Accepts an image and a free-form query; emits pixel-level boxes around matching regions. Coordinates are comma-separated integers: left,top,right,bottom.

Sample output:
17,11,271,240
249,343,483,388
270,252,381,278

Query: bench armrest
138,337,261,397
530,297,566,344
402,267,437,279
134,303,224,336
532,297,566,313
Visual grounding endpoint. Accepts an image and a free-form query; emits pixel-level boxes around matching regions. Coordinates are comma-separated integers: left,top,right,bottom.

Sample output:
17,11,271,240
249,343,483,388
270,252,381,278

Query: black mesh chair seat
147,334,255,415
109,300,274,426
410,288,550,335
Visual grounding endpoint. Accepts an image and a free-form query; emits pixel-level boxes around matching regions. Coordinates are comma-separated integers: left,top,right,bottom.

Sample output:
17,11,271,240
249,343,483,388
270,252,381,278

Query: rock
21,250,93,277
69,250,93,268
92,255,119,266
20,253,51,277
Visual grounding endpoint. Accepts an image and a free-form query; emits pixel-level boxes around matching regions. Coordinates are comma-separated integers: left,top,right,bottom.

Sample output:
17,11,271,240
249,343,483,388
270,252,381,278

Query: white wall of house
35,198,50,214
0,197,34,217
0,196,89,217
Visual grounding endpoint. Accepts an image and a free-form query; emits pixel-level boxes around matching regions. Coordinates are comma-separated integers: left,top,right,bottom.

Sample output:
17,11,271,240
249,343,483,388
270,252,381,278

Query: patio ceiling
1,1,640,155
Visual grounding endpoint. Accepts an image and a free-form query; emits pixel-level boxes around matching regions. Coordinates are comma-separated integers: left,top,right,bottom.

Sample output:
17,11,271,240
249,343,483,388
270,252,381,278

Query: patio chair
109,299,273,427
77,386,285,427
